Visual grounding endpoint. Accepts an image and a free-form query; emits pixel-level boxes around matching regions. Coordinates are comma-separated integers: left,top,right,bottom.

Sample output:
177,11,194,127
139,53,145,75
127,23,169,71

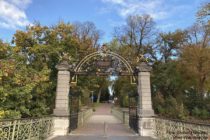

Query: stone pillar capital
56,60,70,71
136,62,152,72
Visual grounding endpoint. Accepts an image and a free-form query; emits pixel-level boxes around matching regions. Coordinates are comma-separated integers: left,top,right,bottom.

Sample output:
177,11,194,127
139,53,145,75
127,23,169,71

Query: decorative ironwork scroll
0,117,53,140
71,46,136,84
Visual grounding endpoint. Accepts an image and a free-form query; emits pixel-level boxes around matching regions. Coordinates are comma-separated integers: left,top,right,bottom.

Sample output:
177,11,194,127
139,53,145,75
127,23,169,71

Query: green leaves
0,21,102,119
0,110,21,119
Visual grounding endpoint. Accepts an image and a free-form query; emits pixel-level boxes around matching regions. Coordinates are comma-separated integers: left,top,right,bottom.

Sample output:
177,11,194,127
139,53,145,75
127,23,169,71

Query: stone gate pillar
53,60,70,136
137,62,155,138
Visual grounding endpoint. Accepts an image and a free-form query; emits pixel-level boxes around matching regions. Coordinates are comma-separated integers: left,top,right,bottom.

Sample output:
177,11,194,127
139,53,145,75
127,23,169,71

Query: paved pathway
51,103,155,140
71,104,134,136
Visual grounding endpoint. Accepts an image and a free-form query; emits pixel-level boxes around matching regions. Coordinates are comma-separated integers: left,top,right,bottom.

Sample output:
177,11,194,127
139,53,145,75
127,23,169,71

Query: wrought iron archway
70,46,137,84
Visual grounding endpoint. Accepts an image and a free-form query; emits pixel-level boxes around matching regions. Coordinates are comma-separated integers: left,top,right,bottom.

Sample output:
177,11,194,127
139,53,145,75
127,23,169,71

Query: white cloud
0,0,32,29
100,0,201,32
9,0,31,9
101,0,169,20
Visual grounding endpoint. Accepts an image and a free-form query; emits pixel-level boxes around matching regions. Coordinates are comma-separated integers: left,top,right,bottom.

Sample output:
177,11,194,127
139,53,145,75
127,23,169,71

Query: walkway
51,103,154,140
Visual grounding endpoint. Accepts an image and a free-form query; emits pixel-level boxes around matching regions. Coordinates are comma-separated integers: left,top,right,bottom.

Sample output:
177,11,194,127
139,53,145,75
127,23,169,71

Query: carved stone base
138,117,156,138
53,117,69,136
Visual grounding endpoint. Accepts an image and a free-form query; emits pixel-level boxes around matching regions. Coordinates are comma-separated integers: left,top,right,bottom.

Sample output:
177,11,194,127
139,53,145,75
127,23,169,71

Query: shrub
0,110,21,119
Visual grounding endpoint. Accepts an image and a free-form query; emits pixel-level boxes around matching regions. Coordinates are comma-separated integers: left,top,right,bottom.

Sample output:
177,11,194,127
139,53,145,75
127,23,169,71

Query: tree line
0,3,209,121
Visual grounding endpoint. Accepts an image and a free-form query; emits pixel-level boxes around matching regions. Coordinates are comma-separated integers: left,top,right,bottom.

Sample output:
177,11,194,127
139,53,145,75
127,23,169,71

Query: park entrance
53,45,155,137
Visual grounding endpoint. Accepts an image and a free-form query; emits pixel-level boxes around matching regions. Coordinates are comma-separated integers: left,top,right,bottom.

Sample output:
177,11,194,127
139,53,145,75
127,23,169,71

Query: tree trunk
97,88,102,104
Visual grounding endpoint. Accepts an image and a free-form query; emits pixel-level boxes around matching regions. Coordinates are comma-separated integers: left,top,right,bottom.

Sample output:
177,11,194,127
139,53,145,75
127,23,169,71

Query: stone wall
77,108,93,127
155,117,210,139
111,107,129,125
52,108,93,137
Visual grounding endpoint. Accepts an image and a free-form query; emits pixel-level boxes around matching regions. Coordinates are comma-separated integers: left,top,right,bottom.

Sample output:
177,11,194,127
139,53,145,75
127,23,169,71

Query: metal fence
0,117,53,140
129,94,139,134
154,117,210,140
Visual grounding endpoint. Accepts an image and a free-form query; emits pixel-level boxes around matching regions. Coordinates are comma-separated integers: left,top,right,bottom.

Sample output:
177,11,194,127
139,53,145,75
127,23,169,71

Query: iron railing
129,94,139,134
0,117,53,140
154,117,210,140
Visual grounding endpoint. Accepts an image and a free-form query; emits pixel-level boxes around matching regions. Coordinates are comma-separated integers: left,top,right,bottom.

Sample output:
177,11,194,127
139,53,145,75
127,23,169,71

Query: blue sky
0,0,208,43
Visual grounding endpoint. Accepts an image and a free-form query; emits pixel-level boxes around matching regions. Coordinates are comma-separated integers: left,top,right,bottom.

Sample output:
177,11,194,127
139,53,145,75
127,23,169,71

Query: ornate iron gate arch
74,51,133,73
70,47,136,84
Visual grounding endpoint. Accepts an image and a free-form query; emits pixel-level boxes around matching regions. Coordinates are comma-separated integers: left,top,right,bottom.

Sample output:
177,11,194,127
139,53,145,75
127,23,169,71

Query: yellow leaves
0,110,5,119
29,44,47,54
55,22,73,33
0,110,21,119
179,46,210,93
13,30,30,46
33,74,49,83
181,46,210,71
30,23,45,33
14,74,22,85
0,41,10,59
0,60,15,81
0,45,8,52
12,46,21,53
30,66,50,84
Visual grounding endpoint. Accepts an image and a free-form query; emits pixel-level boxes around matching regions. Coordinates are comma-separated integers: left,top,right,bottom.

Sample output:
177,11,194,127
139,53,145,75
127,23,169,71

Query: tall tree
187,23,209,48
114,14,156,55
156,30,188,62
197,2,210,25
179,46,210,95
73,21,103,50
